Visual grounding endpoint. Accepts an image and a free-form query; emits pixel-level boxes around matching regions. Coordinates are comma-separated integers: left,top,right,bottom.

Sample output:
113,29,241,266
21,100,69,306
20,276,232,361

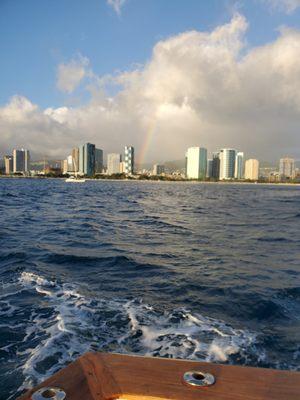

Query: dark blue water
0,179,299,399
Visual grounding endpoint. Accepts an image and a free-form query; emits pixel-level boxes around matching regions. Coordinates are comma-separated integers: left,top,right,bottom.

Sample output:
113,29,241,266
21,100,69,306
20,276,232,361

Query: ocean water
0,178,299,399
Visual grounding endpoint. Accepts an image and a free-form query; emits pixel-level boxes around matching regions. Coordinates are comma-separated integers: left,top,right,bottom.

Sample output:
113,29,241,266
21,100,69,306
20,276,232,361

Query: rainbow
138,119,157,165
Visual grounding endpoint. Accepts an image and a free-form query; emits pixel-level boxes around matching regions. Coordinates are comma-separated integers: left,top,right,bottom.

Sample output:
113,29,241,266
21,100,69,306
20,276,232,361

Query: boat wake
0,271,266,398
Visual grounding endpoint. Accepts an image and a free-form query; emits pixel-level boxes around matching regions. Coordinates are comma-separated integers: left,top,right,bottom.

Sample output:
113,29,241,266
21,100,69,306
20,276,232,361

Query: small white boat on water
65,176,86,183
65,158,86,182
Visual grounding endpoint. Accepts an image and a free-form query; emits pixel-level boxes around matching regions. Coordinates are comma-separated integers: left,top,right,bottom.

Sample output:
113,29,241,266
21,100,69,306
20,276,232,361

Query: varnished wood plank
17,352,300,400
79,352,121,399
94,353,300,400
17,356,94,400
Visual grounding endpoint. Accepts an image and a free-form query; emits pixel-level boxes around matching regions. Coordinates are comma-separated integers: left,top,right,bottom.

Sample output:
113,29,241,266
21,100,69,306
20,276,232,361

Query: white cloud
1,13,300,163
107,0,127,15
0,96,73,157
264,0,300,13
56,55,90,93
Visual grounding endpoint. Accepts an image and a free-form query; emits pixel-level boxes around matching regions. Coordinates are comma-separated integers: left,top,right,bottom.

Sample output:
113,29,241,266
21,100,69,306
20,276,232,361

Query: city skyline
2,141,299,167
2,142,298,182
1,1,300,163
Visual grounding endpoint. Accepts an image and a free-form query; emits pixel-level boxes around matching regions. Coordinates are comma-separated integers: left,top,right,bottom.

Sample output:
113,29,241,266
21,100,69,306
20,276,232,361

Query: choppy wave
1,180,300,400
1,271,263,399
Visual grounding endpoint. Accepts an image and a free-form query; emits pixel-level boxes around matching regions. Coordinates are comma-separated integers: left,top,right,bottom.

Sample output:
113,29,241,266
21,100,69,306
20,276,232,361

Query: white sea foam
19,271,55,287
122,301,257,362
2,271,262,398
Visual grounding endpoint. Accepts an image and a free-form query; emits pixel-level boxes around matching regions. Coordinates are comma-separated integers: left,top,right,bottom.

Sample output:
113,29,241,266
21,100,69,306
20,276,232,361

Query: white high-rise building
219,149,236,180
234,152,244,179
72,147,79,173
124,146,134,174
24,150,30,172
107,153,121,175
119,161,126,173
185,147,207,179
245,159,259,181
67,155,74,173
279,158,295,179
62,159,68,175
79,145,84,175
4,155,13,174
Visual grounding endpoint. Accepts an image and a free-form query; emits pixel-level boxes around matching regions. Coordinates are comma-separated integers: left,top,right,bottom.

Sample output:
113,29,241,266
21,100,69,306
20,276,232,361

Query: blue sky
1,0,300,162
1,0,300,108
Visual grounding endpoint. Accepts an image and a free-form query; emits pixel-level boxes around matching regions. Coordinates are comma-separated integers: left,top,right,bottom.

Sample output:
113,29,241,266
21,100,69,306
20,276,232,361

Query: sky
0,0,300,163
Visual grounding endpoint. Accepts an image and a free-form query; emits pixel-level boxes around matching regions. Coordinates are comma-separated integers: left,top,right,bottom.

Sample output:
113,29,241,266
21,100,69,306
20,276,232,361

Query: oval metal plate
183,370,215,387
31,387,66,400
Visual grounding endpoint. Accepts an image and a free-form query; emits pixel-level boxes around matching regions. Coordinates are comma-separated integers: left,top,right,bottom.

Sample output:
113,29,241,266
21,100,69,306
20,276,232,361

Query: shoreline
0,175,299,186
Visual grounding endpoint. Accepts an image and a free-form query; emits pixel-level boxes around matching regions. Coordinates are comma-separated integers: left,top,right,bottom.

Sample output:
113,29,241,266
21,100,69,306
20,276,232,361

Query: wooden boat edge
17,351,300,400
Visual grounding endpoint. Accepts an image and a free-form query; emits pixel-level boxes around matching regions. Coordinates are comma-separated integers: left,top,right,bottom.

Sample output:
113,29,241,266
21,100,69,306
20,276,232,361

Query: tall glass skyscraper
13,149,30,173
219,149,236,180
212,152,220,180
79,143,95,176
124,146,134,174
185,147,207,179
95,148,103,173
13,150,24,173
207,159,213,178
84,143,95,176
234,152,244,179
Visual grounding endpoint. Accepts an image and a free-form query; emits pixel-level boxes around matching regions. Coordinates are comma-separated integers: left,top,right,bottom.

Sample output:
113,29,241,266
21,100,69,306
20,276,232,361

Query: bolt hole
192,372,205,381
41,389,57,398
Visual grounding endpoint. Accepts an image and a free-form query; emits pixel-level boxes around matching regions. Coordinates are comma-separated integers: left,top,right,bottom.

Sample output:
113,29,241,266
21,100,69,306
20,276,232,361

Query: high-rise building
219,149,236,180
24,150,30,172
124,146,134,174
234,152,244,179
120,161,126,173
206,159,213,178
62,159,68,175
185,147,207,179
0,158,4,174
107,153,121,175
279,158,295,179
67,155,74,173
72,147,79,172
13,149,30,173
211,152,220,180
153,164,165,175
84,143,95,177
95,148,103,174
13,149,24,173
4,155,13,174
79,145,84,175
78,143,96,176
245,159,259,181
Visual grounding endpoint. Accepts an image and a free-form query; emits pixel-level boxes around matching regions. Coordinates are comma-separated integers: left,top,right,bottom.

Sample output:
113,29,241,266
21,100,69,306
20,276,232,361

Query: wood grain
18,352,300,400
